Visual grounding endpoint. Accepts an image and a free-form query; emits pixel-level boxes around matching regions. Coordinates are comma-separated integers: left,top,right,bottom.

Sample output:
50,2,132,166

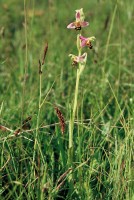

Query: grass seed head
55,106,65,134
42,42,48,65
38,59,42,74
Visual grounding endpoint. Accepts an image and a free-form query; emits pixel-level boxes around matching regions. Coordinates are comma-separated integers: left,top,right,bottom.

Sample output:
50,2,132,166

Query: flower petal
76,8,85,22
88,36,96,41
67,22,76,29
75,10,81,21
79,35,86,41
81,40,86,47
79,53,87,62
79,35,87,47
81,21,89,27
69,53,87,64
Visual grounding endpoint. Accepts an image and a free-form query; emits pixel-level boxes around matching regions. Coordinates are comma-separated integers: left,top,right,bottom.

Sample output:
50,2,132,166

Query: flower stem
69,34,81,165
69,70,80,148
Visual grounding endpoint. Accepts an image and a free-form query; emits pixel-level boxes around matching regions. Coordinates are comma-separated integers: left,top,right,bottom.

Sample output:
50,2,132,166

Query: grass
0,0,134,199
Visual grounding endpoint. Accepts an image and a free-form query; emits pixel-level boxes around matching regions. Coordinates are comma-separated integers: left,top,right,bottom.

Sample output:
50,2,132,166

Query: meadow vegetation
0,0,133,199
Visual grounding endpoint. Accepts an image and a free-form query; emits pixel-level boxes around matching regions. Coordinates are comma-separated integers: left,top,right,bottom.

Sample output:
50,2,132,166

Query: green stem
69,70,80,149
32,74,42,197
32,74,42,169
69,34,81,165
35,74,42,149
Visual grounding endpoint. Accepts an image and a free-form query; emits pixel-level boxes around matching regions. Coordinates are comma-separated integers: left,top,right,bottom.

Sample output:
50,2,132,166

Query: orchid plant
67,8,95,163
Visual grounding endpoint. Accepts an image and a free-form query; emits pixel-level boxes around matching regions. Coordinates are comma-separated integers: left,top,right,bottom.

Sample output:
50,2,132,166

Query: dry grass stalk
55,106,65,134
14,116,32,136
22,116,32,130
14,128,21,136
57,168,72,183
56,168,72,191
56,180,65,191
0,125,11,132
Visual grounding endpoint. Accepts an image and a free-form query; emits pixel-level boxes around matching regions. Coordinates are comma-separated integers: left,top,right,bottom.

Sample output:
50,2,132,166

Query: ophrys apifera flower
69,53,87,66
79,35,96,49
67,8,89,30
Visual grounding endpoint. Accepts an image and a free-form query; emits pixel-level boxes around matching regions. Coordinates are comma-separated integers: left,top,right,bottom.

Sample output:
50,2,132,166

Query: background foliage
0,0,133,199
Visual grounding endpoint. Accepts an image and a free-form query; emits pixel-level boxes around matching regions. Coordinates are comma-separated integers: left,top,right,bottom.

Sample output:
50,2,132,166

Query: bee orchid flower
69,53,87,66
67,8,89,30
79,35,96,49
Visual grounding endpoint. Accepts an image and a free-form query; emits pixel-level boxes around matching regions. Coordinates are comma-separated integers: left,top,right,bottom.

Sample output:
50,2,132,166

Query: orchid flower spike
79,35,96,49
69,53,87,66
67,8,89,30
